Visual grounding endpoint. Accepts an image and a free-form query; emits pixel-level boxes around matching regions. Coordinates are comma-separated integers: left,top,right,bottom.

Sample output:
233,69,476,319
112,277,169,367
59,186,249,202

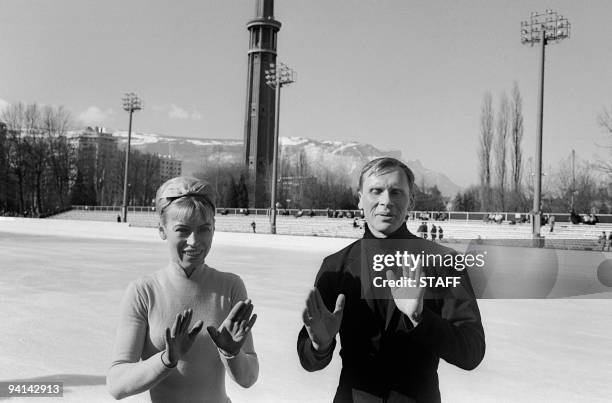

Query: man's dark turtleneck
363,222,415,240
361,222,419,324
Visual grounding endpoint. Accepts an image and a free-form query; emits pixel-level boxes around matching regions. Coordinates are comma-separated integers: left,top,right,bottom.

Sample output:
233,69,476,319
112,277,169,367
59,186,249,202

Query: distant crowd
416,222,444,242
598,231,612,251
218,207,363,219
570,210,599,225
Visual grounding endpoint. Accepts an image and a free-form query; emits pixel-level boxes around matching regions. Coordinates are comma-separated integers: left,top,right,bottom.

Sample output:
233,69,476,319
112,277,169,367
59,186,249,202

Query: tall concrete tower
243,0,281,208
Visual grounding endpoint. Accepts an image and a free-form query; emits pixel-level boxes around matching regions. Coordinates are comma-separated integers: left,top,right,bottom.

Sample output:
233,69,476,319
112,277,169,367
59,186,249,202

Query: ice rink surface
1,220,611,402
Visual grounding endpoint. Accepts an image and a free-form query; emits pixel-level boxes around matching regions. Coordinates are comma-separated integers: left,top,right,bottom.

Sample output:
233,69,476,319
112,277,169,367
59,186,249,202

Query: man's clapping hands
302,288,345,353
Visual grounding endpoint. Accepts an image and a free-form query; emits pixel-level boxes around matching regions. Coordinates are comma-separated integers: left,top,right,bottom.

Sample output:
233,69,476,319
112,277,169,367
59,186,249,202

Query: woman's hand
207,299,257,357
164,309,204,366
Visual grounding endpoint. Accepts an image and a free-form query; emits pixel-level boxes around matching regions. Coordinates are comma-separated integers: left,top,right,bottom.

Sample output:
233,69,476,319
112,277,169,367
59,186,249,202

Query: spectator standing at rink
599,232,607,251
430,224,438,242
108,177,258,402
297,157,485,403
417,221,428,239
438,226,444,241
570,209,580,224
513,213,521,224
494,213,503,224
251,220,256,233
607,232,612,252
548,215,555,232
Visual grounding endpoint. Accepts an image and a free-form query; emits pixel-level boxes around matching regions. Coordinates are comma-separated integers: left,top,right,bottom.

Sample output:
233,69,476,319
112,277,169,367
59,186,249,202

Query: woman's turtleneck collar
363,222,412,239
167,261,207,279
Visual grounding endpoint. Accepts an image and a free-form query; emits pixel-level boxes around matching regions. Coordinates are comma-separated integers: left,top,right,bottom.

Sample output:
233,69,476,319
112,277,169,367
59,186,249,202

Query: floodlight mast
264,62,296,234
121,93,143,223
520,10,570,245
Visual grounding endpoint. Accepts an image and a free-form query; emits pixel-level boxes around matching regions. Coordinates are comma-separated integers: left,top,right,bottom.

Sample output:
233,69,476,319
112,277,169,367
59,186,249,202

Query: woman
107,177,258,402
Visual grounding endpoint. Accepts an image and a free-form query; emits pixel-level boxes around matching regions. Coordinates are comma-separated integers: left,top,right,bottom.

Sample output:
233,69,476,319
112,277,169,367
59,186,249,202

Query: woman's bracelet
218,348,238,359
161,350,177,368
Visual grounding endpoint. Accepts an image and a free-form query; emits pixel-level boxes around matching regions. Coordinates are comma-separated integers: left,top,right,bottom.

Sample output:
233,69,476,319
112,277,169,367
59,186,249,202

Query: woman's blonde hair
155,176,216,225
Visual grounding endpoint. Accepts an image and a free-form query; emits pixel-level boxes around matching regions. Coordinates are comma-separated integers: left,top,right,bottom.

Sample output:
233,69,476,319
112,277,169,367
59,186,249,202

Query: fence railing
68,206,612,223
70,205,363,218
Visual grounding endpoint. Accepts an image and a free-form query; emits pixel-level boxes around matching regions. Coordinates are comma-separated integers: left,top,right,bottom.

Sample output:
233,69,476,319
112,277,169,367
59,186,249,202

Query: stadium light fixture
264,62,295,234
121,93,143,223
521,10,570,244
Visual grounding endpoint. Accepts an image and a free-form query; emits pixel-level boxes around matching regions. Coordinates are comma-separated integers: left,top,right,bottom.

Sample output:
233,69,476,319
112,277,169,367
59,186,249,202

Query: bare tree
551,154,599,213
128,150,161,206
494,92,509,210
212,144,222,197
93,136,118,206
478,92,494,211
596,105,612,175
26,104,74,214
25,103,50,215
510,82,524,196
48,134,76,209
44,105,75,209
1,102,28,213
0,102,76,215
0,122,10,211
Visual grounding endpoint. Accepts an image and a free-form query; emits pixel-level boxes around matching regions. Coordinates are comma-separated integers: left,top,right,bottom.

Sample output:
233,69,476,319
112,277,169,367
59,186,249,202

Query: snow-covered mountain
112,132,460,198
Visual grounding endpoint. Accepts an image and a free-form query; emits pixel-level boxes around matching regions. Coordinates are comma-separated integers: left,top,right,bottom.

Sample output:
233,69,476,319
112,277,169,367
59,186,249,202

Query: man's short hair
359,157,415,206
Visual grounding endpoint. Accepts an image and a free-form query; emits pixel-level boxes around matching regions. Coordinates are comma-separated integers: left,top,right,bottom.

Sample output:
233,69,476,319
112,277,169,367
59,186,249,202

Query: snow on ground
280,137,309,146
0,219,611,402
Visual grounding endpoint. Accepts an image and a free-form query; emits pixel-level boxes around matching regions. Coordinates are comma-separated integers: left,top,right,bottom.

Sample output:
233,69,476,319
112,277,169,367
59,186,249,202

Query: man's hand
302,288,345,352
386,262,425,325
164,309,204,366
207,299,257,357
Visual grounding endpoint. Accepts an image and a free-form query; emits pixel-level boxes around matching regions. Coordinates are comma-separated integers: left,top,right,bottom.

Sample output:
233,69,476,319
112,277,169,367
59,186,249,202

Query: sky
1,0,611,188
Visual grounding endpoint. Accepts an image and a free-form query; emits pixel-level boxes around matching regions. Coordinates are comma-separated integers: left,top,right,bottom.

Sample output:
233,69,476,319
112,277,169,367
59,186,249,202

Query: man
548,214,555,232
297,157,485,402
417,221,428,239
